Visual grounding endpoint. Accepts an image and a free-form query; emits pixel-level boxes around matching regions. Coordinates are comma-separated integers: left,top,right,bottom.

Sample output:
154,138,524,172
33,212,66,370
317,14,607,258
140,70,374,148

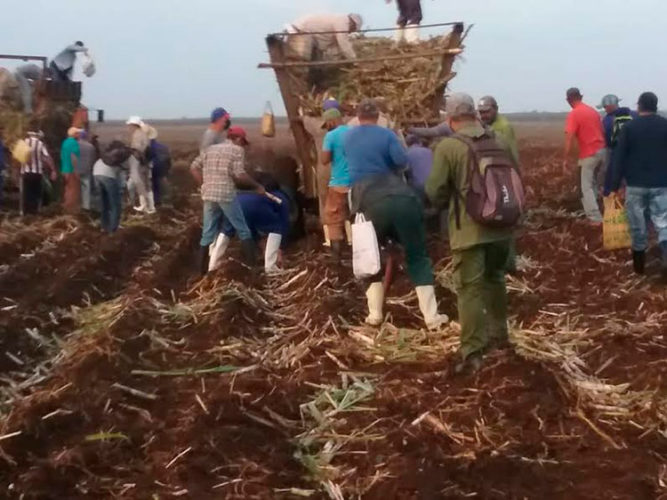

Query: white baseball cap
126,115,143,126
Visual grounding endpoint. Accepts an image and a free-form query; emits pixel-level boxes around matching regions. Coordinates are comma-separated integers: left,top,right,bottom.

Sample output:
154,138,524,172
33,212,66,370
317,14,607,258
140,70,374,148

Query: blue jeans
96,176,122,233
625,186,667,251
200,199,251,247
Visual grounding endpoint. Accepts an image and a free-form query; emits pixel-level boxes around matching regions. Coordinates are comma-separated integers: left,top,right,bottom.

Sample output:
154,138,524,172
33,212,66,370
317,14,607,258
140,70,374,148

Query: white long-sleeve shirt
289,14,356,59
52,44,88,71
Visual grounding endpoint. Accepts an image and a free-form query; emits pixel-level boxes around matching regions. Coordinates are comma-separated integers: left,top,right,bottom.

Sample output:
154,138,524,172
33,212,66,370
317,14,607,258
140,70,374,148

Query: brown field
0,119,665,500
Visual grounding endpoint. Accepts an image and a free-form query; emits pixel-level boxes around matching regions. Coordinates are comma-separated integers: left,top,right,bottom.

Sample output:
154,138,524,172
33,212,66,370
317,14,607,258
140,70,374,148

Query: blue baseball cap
210,107,229,123
322,98,340,111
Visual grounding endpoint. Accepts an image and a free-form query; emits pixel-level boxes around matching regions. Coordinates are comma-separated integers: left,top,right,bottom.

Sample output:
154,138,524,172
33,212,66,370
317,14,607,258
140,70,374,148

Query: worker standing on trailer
386,0,423,43
477,96,519,164
201,107,231,153
285,13,363,60
190,126,265,274
426,93,517,375
321,108,351,261
345,98,448,330
49,41,88,82
563,87,606,224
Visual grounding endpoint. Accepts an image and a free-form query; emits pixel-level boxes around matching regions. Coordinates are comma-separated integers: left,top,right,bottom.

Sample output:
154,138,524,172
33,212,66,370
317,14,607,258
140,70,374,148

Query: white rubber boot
145,191,156,214
416,285,449,330
365,282,385,326
133,195,147,212
208,233,231,272
265,233,282,275
394,25,406,44
405,24,421,43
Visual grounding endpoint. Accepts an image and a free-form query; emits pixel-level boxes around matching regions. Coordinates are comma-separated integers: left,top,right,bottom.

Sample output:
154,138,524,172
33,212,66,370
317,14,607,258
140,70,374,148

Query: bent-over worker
345,98,448,330
50,41,88,82
286,13,363,61
190,126,265,274
216,172,291,275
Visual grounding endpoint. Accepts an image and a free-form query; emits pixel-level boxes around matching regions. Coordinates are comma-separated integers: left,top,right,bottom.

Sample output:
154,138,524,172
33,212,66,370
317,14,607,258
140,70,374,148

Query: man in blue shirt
600,94,638,196
345,98,448,330
321,108,351,259
405,134,433,196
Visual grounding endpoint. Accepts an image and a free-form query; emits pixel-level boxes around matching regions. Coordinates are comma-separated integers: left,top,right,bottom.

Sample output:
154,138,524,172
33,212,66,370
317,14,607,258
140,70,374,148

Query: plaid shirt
190,141,246,203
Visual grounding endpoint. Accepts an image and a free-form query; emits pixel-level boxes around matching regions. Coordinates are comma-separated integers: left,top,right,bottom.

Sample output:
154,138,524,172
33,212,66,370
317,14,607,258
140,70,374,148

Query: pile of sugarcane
294,35,457,126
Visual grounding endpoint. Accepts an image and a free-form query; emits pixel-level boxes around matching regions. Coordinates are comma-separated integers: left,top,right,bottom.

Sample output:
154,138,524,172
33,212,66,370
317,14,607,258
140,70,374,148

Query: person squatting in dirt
563,87,607,224
19,127,56,216
386,0,423,44
345,98,449,330
607,91,667,280
426,93,520,375
191,126,266,275
126,116,156,214
212,171,291,275
60,127,82,214
321,108,352,262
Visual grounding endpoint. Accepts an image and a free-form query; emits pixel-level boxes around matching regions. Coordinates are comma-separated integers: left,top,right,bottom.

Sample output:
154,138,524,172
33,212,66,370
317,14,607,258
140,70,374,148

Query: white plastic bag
81,52,96,77
352,213,381,279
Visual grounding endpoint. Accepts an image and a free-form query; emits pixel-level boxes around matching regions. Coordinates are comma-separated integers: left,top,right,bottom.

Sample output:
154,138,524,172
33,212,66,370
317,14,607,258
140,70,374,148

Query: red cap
227,126,249,145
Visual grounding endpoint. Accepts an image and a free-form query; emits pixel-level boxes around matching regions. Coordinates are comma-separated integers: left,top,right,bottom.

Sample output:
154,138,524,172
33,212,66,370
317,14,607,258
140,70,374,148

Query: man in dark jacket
600,94,637,196
608,92,667,279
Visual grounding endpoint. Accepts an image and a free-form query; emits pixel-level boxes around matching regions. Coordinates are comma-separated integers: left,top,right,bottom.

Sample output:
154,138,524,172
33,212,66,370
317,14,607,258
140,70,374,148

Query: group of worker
191,107,291,276
314,93,520,374
563,88,667,279
7,116,171,233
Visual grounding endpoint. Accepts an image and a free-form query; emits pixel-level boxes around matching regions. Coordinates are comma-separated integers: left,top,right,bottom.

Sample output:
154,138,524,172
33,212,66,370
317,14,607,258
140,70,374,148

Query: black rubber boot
454,352,483,376
330,240,342,263
199,246,210,276
632,250,646,275
660,242,667,281
241,239,258,268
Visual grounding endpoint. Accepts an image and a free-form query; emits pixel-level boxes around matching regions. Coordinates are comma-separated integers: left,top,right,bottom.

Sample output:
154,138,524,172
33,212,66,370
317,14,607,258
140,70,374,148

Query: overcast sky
3,0,665,119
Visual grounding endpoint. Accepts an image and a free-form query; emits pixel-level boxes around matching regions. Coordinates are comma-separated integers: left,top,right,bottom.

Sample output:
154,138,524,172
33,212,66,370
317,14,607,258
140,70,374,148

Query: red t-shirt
565,102,605,159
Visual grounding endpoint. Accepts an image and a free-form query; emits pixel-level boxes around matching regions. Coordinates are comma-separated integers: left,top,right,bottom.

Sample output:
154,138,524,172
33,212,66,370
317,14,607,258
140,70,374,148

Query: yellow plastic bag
11,139,31,164
603,196,632,250
261,101,275,138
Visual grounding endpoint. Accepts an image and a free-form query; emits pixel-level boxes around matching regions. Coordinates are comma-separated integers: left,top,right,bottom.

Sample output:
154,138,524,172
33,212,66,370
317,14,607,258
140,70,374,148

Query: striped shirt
22,135,51,175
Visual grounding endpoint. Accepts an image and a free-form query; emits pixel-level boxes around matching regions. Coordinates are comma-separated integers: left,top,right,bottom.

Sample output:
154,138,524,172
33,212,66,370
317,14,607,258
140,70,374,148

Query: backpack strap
449,133,485,230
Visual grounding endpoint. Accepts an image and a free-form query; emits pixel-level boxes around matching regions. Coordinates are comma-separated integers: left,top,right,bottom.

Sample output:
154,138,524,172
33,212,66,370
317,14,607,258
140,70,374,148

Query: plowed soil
0,124,665,500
